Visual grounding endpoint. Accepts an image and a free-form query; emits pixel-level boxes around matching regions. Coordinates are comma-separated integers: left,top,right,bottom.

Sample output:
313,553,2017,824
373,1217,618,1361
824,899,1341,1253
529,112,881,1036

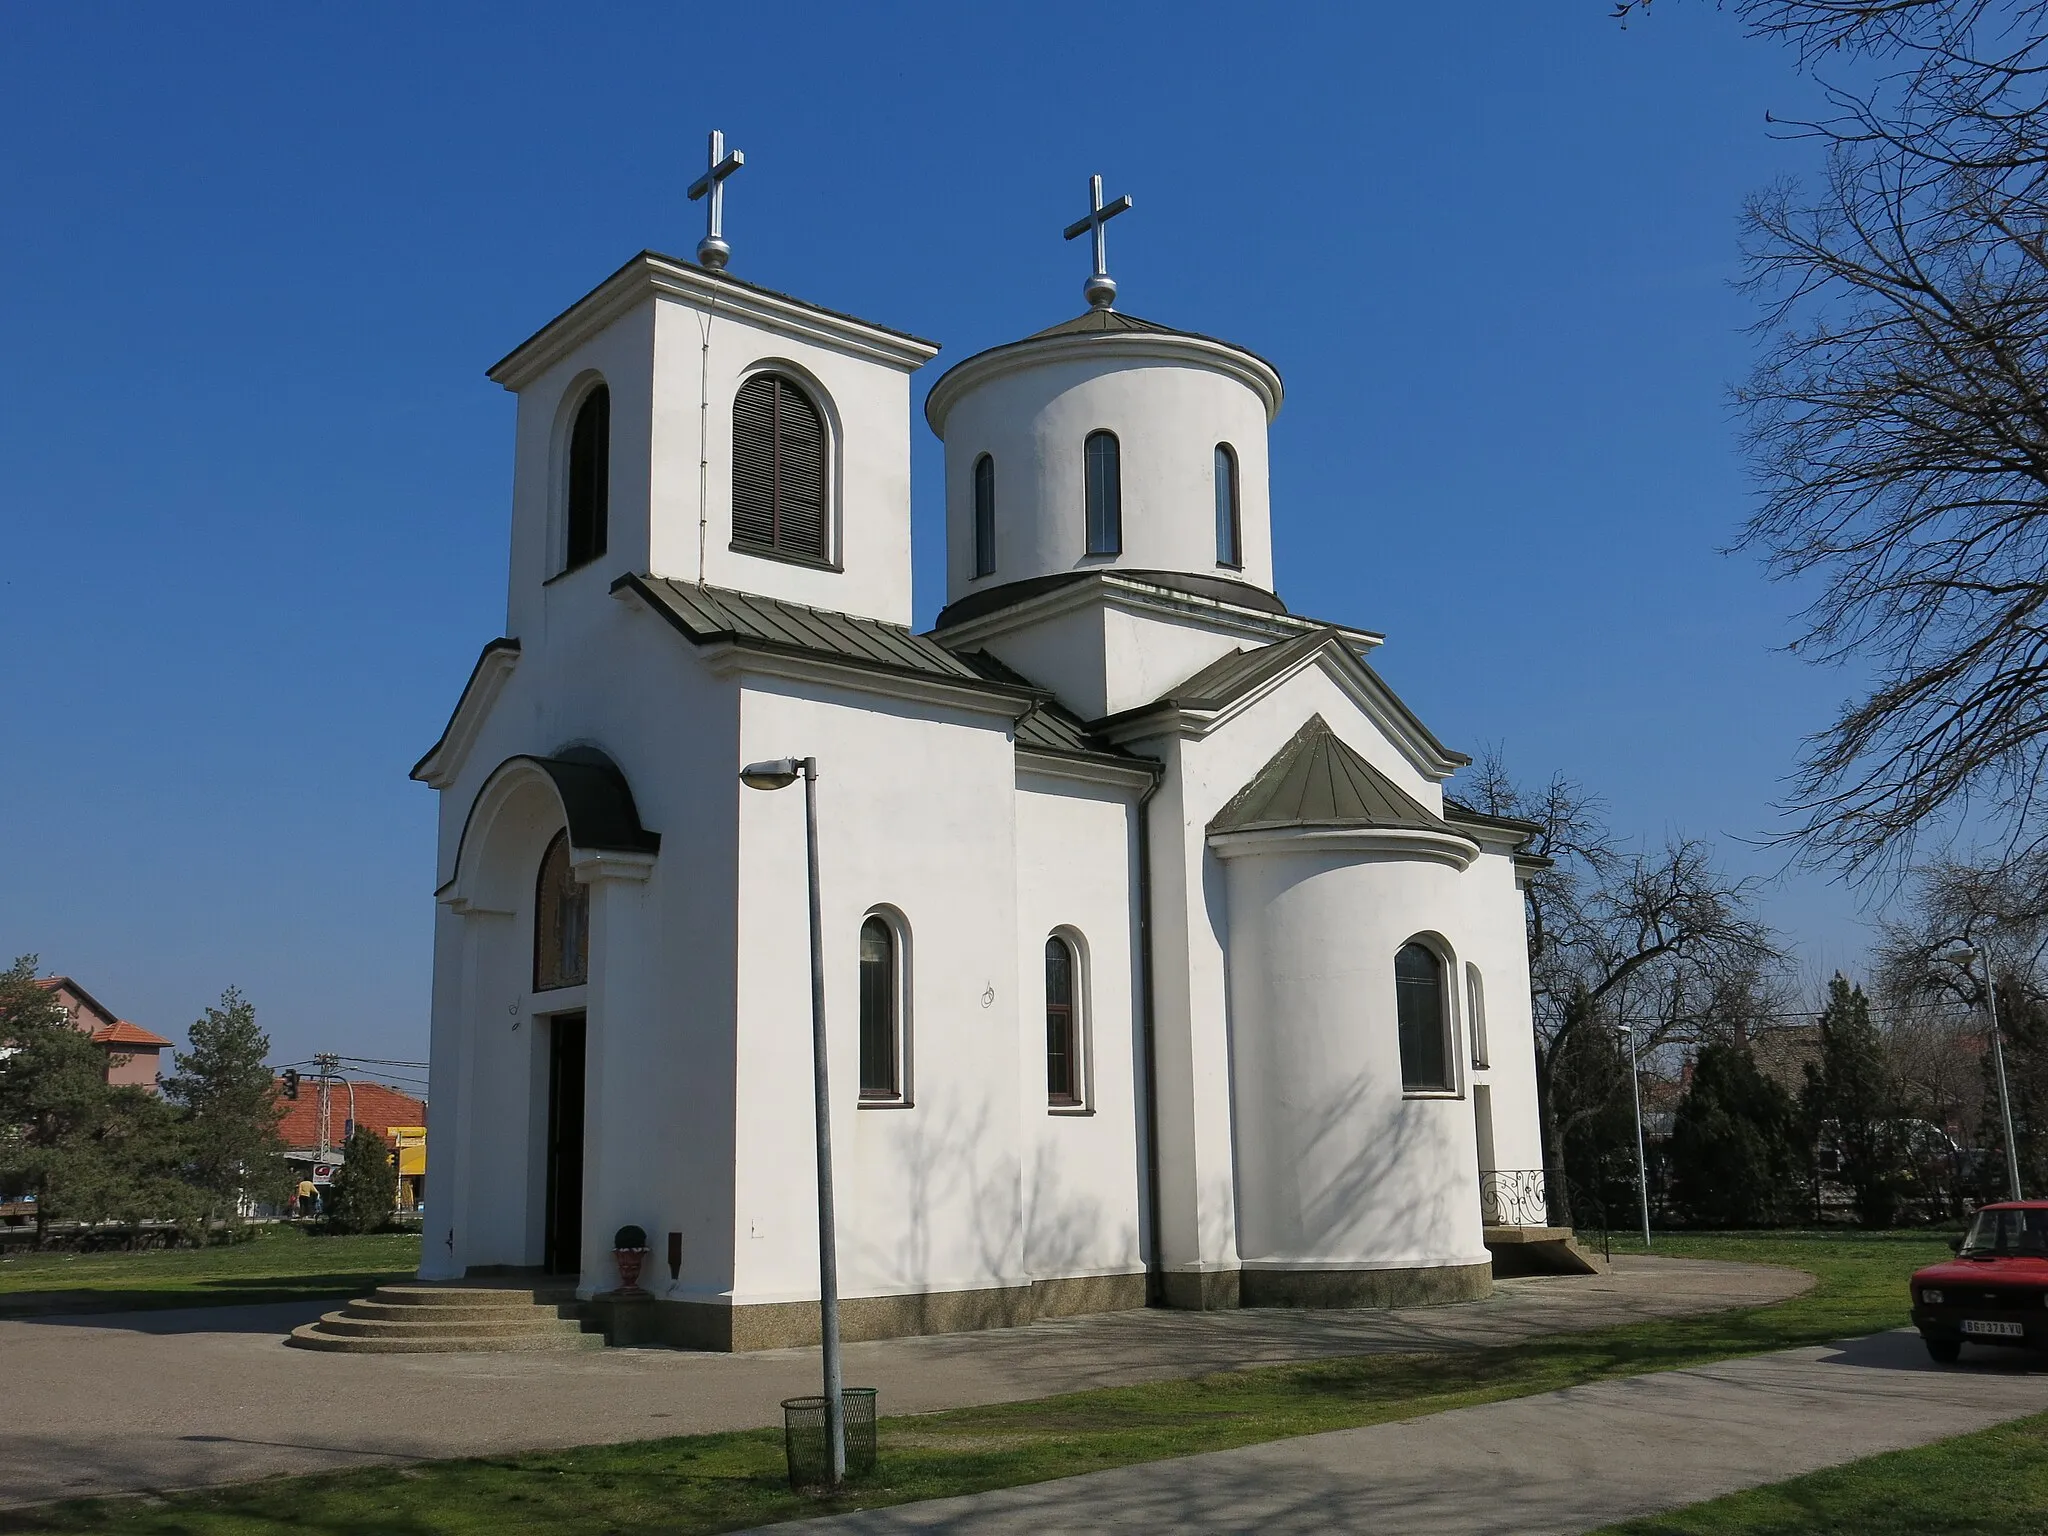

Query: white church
412,152,1552,1350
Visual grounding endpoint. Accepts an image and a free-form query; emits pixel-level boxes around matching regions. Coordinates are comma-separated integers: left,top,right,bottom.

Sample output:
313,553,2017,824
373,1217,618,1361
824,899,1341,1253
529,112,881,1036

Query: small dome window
1215,443,1241,568
1084,430,1121,555
973,453,996,579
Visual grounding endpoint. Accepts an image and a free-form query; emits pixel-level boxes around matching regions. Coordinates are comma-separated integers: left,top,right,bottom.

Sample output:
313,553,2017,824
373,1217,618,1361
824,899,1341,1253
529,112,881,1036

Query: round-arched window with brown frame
534,830,589,991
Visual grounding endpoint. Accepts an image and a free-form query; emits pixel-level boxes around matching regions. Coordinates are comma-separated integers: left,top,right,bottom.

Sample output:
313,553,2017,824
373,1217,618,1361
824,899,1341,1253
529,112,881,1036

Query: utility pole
314,1053,339,1162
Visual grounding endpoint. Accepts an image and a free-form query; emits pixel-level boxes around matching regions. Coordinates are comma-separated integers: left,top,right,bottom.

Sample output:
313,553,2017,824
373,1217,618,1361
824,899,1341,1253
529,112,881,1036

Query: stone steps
287,1282,603,1354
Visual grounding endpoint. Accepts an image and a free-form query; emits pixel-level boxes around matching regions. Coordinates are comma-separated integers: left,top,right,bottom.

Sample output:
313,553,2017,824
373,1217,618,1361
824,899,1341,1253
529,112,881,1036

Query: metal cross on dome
1063,174,1134,310
689,129,746,271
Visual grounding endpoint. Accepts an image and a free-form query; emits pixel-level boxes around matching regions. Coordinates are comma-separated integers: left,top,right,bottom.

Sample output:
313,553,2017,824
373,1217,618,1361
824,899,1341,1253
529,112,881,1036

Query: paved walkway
766,1329,2048,1535
0,1256,1799,1510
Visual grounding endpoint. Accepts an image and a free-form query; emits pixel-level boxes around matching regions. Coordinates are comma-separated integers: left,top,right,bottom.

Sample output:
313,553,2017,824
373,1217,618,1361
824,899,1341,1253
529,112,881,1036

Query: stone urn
612,1224,651,1297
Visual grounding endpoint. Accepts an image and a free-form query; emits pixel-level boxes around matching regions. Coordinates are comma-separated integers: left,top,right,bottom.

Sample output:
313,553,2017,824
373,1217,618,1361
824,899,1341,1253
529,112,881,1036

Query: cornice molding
1208,824,1481,870
934,571,1382,655
926,329,1284,434
1016,748,1159,793
489,253,940,391
412,640,521,790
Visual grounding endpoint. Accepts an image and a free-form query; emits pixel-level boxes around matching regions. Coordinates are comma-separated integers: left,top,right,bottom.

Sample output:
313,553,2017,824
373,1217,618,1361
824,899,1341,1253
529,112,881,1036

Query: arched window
564,384,610,572
1045,934,1081,1107
1084,430,1121,555
1214,443,1241,568
858,914,904,1101
972,453,997,579
732,373,828,562
1395,941,1453,1093
533,830,588,991
1466,963,1489,1070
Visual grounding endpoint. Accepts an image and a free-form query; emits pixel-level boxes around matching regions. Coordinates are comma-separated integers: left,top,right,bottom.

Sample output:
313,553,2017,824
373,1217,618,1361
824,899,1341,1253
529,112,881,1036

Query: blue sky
0,3,1873,1066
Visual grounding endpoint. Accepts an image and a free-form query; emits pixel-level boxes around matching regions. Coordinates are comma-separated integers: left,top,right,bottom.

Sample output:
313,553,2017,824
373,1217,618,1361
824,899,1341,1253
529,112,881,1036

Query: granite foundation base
583,1271,1151,1352
1237,1260,1494,1309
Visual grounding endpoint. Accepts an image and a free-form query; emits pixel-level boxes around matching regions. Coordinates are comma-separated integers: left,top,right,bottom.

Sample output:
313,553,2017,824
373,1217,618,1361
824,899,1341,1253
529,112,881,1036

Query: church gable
1100,626,1469,786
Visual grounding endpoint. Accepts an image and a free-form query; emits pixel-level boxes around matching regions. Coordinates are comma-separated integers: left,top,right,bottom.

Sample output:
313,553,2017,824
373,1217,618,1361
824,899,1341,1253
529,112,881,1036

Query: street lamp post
1625,1019,1652,1251
1952,943,2023,1202
740,756,845,1486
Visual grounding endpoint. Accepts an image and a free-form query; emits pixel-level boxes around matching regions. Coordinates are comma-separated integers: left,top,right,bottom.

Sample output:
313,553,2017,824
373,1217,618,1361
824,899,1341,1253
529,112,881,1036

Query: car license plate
1962,1319,2027,1338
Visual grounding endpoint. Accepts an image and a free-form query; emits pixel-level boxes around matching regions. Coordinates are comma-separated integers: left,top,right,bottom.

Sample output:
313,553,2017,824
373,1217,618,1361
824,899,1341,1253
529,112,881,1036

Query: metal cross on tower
688,129,746,271
1063,174,1134,310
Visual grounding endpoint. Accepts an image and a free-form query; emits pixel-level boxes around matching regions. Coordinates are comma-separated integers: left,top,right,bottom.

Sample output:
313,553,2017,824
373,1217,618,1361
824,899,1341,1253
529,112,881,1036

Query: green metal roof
618,575,1133,767
1208,715,1452,836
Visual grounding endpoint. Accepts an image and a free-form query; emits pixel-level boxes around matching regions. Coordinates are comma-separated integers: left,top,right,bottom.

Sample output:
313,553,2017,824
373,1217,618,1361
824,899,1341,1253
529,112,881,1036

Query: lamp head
739,758,801,791
1947,943,1983,967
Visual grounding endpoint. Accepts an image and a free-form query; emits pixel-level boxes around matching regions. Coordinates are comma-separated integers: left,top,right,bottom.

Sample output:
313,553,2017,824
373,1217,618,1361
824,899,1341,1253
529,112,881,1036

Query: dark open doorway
544,1012,587,1277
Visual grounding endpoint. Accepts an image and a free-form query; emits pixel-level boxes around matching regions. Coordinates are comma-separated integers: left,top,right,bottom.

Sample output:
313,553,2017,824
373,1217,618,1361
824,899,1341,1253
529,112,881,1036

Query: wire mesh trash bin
781,1389,878,1488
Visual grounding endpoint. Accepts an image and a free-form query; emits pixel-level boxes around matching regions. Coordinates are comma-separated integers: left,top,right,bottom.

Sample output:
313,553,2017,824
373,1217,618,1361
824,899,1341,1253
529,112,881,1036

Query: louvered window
973,454,996,578
564,384,609,572
1085,431,1121,555
732,373,829,561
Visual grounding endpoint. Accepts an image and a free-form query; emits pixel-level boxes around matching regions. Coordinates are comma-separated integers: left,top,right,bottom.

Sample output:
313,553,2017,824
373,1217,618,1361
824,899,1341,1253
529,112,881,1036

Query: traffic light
282,1069,300,1101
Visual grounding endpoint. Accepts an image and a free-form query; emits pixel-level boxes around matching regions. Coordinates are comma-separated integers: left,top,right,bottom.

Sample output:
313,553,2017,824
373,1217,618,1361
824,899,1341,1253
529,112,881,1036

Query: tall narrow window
972,453,997,579
533,830,589,991
1395,941,1452,1093
1466,963,1489,1070
1045,935,1080,1106
858,915,900,1100
564,384,610,572
1214,443,1241,568
732,373,829,562
1084,430,1121,555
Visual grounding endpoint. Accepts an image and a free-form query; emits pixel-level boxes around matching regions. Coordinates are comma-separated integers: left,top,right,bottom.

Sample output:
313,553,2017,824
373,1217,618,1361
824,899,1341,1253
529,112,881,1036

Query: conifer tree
161,988,289,1229
1802,974,1909,1227
1670,1042,1800,1227
0,956,179,1246
325,1124,396,1235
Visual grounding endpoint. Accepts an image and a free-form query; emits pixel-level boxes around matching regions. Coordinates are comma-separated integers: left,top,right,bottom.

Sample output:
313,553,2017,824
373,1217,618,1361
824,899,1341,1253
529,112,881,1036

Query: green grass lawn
1596,1409,2048,1534
0,1229,1961,1535
0,1225,420,1315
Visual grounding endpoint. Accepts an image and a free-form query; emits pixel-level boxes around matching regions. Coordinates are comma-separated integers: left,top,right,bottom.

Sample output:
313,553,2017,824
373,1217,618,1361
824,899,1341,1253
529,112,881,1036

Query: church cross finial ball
688,129,746,271
1063,174,1133,310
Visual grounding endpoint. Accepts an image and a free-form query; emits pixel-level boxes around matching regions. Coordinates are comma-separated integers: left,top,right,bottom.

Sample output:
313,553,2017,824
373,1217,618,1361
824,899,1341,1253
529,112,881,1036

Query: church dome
925,309,1284,620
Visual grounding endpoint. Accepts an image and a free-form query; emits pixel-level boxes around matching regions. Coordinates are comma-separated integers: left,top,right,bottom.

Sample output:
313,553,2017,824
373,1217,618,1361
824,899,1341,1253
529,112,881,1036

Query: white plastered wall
1219,847,1490,1271
1015,768,1146,1284
727,676,1028,1307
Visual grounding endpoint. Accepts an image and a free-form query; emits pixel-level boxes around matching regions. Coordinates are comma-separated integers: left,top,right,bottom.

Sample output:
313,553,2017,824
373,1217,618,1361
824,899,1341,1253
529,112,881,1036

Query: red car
1911,1201,2048,1362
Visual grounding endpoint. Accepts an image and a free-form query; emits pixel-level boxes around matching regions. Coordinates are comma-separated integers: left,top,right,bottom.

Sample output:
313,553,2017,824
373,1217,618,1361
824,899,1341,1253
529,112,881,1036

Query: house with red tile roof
273,1077,428,1209
35,978,174,1091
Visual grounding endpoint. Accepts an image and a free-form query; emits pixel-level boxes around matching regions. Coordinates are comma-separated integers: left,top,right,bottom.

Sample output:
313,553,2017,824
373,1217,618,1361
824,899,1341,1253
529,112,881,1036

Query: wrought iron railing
1480,1168,1612,1262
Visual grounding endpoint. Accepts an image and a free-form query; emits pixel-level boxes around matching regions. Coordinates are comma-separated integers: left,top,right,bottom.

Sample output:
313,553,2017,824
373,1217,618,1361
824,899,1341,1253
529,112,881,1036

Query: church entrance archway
544,1012,587,1276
